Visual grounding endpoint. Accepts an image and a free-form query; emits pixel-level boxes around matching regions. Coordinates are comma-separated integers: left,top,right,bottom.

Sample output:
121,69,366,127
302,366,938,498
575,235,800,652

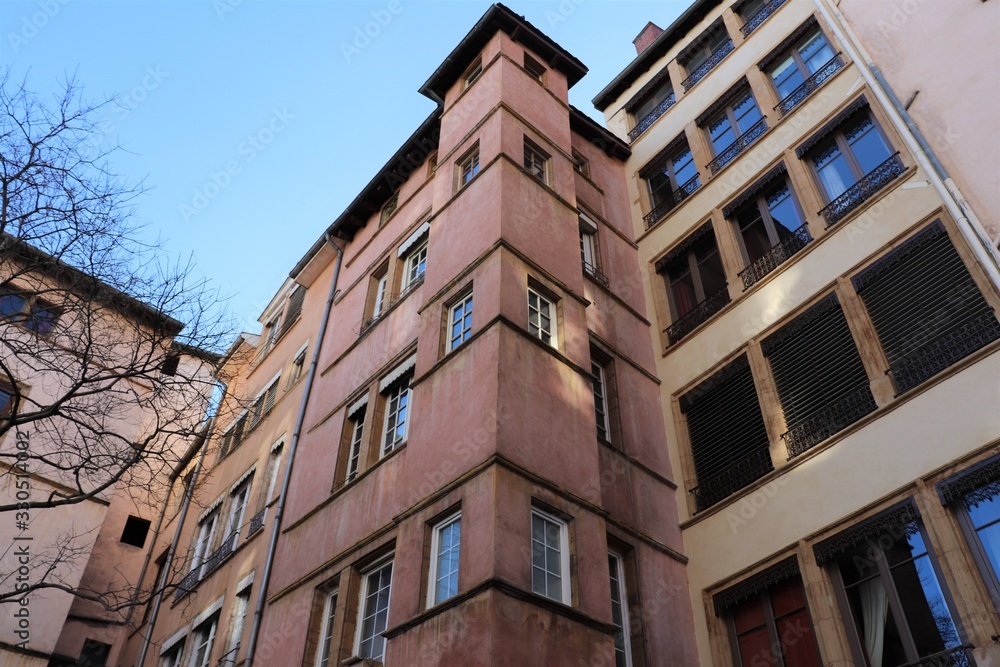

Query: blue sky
0,0,691,332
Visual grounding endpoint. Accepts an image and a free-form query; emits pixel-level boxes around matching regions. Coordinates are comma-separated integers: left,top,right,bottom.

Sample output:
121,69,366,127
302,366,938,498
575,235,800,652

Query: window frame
660,228,729,324
703,89,764,159
683,23,731,74
402,236,428,290
189,612,219,667
226,474,254,549
314,588,339,667
427,510,462,608
447,291,473,353
523,53,546,81
954,497,1000,615
0,288,61,337
222,586,251,667
192,509,220,577
608,550,633,667
463,58,483,88
159,639,185,667
642,139,700,220
523,137,549,184
527,287,557,348
530,508,571,605
380,374,413,457
572,150,590,178
379,193,398,226
353,556,394,662
806,108,894,204
591,359,611,443
729,174,807,269
456,143,480,190
345,407,365,483
0,380,17,420
288,344,308,388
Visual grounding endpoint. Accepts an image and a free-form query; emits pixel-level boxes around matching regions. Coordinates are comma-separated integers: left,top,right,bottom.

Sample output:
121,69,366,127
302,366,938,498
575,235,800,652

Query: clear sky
0,0,691,333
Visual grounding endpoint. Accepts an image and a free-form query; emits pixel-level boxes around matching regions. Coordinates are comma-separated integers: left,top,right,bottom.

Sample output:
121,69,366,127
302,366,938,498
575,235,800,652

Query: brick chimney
633,22,664,55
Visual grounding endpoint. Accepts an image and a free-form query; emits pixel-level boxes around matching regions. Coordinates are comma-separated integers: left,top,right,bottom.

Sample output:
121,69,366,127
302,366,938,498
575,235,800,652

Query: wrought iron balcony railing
174,569,200,601
775,54,843,117
890,313,1000,394
644,174,701,229
740,0,788,36
738,224,811,290
628,93,676,142
681,39,734,91
583,262,610,288
782,385,877,458
819,152,904,227
707,118,768,174
201,533,237,578
248,508,266,536
906,644,973,667
691,447,774,512
666,287,730,344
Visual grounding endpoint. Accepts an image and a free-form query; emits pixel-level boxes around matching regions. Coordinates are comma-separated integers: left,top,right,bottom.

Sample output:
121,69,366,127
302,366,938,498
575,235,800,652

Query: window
282,286,305,336
463,58,482,88
355,558,393,662
608,552,632,667
345,408,365,483
628,76,676,141
261,314,282,356
939,455,1000,613
727,169,809,289
655,224,729,344
192,508,220,577
680,355,771,511
852,221,1000,394
159,640,185,667
380,372,412,457
161,354,180,376
226,473,254,548
190,613,220,667
222,586,251,667
402,236,427,290
428,512,461,606
315,589,338,667
79,638,111,666
591,359,610,442
715,563,822,667
738,0,788,36
702,88,765,173
121,515,151,548
580,230,597,272
803,103,901,225
368,265,389,326
680,23,733,90
379,193,398,225
818,503,968,667
530,509,570,603
0,381,15,419
527,288,556,347
288,346,307,388
254,441,283,530
572,150,590,178
457,145,480,188
641,138,700,226
523,53,545,81
762,294,876,458
523,138,548,183
447,292,473,352
768,27,840,115
0,289,60,336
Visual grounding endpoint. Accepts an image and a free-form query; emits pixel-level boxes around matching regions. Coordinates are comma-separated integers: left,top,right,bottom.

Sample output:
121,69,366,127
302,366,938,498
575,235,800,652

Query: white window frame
226,475,253,549
288,343,308,388
372,273,389,320
580,230,597,269
463,58,483,88
608,551,633,667
402,237,428,289
346,410,365,483
523,137,548,183
222,586,251,667
530,508,571,604
159,638,185,667
192,509,220,576
354,557,394,662
380,376,412,457
427,511,462,607
447,292,473,352
458,147,480,188
188,613,219,667
592,360,610,442
315,588,339,667
527,288,557,347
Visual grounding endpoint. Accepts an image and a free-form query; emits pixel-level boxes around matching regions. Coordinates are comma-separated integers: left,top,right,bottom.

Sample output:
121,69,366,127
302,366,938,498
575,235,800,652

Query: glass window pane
771,56,805,100
697,248,727,298
737,626,776,666
848,120,892,174
672,147,697,186
766,183,804,236
890,554,962,655
776,610,822,667
733,94,762,133
733,598,767,634
814,142,855,199
737,206,773,263
710,115,735,154
799,33,835,72
843,574,909,667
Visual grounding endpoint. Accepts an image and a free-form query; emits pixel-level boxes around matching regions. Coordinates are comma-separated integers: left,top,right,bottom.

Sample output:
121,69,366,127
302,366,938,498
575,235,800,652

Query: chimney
633,22,664,55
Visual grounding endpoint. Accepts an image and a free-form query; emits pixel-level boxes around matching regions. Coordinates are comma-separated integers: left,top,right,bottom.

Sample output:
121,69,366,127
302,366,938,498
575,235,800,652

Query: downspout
812,0,1000,291
136,424,213,666
244,233,343,667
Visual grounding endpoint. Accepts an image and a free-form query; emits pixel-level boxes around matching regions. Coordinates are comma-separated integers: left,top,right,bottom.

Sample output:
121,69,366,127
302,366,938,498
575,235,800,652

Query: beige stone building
595,0,1000,664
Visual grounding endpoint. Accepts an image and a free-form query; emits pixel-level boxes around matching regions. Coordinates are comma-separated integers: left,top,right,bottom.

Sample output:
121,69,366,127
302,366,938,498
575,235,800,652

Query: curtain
859,578,889,666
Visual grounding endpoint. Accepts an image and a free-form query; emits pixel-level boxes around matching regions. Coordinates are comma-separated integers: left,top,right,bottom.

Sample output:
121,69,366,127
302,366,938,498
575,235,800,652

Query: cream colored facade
597,0,1000,665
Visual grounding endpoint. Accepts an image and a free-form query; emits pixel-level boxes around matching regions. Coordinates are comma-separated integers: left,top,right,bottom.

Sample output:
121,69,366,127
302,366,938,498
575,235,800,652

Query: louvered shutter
280,287,305,336
681,355,772,511
763,294,875,458
852,221,1000,394
263,379,279,415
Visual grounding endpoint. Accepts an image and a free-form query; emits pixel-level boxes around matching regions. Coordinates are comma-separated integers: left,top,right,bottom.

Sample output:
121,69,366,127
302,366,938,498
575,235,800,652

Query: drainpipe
136,424,213,667
812,0,1000,291
244,233,343,667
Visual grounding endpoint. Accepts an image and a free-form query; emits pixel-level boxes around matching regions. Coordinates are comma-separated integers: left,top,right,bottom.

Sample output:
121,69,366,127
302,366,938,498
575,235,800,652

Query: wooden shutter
762,294,875,458
263,379,279,415
680,355,772,511
853,221,1000,394
280,287,305,336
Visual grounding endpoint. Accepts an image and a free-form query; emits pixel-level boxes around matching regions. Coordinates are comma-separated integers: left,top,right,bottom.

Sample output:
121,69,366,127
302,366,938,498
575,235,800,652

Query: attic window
380,193,398,225
524,53,546,81
464,58,483,88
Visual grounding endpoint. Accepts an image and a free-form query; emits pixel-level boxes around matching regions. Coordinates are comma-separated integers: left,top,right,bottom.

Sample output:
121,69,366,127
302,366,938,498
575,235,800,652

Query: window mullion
760,593,785,667
875,546,922,664
758,194,781,247
837,132,865,181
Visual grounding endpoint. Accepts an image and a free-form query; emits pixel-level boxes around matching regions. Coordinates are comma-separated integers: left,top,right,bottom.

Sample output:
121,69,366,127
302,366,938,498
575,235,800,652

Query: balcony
174,569,200,601
707,117,768,174
819,152,905,227
201,533,237,578
782,385,877,458
628,93,676,143
890,312,1000,394
775,54,844,117
248,508,266,536
665,287,730,344
738,224,811,290
691,447,774,512
643,174,701,229
740,0,788,37
681,39,734,91
583,262,610,288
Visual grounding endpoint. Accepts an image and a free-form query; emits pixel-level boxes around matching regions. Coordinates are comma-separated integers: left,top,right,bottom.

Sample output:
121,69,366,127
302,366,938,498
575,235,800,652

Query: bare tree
0,69,236,612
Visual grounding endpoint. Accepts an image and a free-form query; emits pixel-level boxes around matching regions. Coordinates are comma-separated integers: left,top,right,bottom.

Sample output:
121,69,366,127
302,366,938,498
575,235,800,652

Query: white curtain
818,163,849,199
859,578,889,666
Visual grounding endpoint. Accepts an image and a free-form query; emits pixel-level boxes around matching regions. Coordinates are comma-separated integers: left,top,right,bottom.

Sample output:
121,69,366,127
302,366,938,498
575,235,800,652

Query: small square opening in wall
120,515,151,548
80,638,111,665
523,53,546,81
